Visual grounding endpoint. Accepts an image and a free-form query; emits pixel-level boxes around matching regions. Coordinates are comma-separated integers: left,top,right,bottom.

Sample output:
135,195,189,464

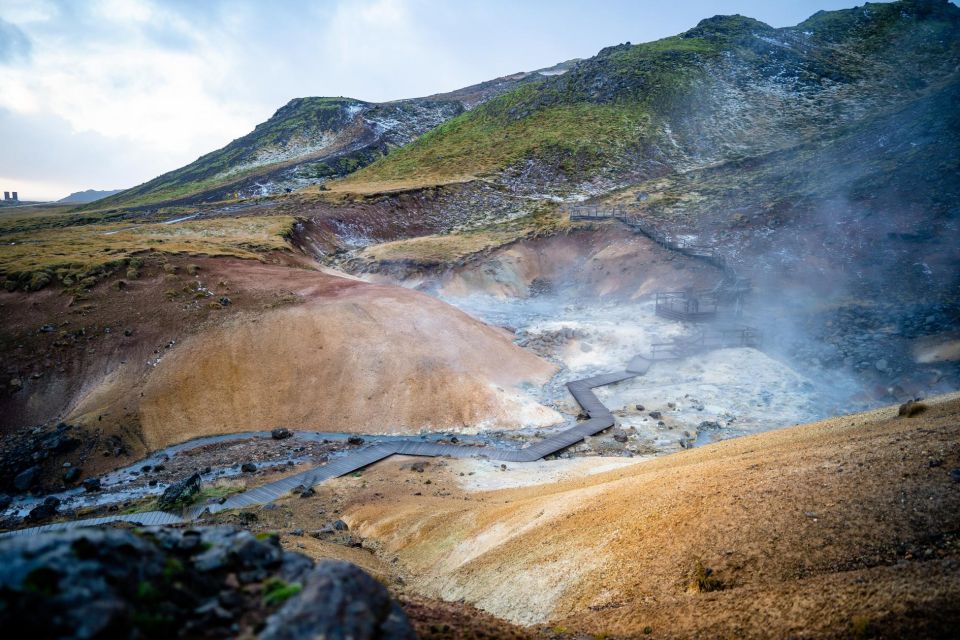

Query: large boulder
260,561,415,640
156,472,202,510
0,525,414,639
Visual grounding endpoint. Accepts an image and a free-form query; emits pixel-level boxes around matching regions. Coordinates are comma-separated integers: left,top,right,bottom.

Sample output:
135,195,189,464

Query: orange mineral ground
340,393,960,638
4,256,559,458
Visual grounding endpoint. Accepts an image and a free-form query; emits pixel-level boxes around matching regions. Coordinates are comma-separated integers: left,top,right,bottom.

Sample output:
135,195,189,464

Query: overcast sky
0,0,893,201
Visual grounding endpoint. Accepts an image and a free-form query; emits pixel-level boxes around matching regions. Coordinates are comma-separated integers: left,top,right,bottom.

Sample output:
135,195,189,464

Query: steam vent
1,1,959,638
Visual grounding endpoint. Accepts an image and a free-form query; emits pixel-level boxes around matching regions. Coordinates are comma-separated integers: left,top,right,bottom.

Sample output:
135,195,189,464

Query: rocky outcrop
0,525,414,639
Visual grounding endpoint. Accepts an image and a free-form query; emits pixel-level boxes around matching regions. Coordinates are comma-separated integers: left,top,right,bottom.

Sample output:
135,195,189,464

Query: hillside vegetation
340,0,960,192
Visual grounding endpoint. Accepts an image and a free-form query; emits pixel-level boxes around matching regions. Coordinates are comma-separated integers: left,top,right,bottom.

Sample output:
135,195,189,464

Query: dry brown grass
0,215,294,288
354,211,569,268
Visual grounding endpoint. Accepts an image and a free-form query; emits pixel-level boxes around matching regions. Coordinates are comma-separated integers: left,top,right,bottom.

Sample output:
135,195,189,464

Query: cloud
0,18,31,64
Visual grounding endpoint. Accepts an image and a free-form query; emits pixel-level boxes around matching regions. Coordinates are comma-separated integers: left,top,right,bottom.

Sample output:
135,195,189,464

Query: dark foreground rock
0,525,414,639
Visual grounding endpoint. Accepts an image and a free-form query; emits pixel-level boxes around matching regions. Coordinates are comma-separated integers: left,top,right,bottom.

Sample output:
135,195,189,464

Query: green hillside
339,0,960,191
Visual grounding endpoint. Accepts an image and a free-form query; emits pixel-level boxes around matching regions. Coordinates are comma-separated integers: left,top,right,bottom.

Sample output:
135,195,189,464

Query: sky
0,0,897,201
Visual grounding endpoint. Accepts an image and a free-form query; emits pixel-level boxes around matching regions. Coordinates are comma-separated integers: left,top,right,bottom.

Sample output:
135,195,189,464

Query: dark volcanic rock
271,428,293,440
82,477,101,492
13,466,39,492
241,462,257,473
63,467,81,483
25,496,60,523
0,525,414,639
260,561,415,640
157,472,202,510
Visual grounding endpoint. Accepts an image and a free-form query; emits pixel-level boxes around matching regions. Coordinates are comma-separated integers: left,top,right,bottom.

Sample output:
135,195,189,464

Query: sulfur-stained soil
321,393,960,638
0,254,557,489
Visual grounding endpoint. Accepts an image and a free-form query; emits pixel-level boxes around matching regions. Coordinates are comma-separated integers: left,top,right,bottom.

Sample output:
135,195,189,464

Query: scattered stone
635,404,645,411
123,328,133,337
63,467,81,483
25,496,60,522
409,461,428,473
649,411,662,419
613,434,629,443
157,472,202,510
928,459,944,468
698,421,722,431
898,399,927,418
13,466,39,492
346,436,364,446
218,296,232,306
241,462,257,473
271,428,293,440
82,477,101,492
950,469,960,484
299,487,316,498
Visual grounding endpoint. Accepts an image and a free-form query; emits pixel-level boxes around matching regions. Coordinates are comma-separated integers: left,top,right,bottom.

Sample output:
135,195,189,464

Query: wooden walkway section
1,357,654,537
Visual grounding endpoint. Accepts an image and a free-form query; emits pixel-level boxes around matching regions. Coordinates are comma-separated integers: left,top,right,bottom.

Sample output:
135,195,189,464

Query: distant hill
94,62,576,209
58,189,124,204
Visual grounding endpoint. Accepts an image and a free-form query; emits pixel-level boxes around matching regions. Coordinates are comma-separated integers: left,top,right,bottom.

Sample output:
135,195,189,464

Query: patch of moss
262,578,303,606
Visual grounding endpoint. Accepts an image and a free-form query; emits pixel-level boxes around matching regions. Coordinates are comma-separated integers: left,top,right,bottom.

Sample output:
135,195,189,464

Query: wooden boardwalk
1,357,653,537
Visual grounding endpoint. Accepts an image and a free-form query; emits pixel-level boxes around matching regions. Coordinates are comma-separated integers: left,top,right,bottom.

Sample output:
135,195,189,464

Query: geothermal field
1,1,959,638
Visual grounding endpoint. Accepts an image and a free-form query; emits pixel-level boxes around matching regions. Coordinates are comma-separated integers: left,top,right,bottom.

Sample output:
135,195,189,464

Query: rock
409,461,428,473
157,472,202,510
636,404,645,411
898,399,927,418
271,428,293,440
950,469,960,484
613,434,629,443
63,467,81,483
13,466,39,492
698,421,722,430
8,378,22,391
25,497,60,522
0,526,408,638
347,436,364,446
241,462,257,473
299,487,316,498
259,561,415,640
875,359,888,371
82,477,101,492
219,296,232,306
648,411,662,420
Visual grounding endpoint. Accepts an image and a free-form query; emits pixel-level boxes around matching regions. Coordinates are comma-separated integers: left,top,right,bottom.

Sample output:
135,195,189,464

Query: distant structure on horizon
3,191,18,202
